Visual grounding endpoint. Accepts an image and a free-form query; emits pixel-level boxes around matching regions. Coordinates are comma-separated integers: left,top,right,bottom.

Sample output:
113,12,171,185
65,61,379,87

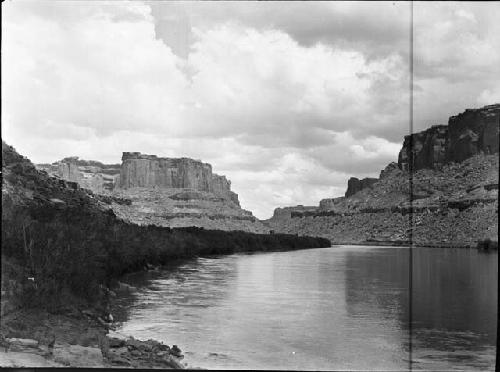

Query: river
113,246,497,370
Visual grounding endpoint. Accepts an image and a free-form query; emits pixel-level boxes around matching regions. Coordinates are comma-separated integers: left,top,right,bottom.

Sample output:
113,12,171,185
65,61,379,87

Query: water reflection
114,247,497,370
411,248,497,370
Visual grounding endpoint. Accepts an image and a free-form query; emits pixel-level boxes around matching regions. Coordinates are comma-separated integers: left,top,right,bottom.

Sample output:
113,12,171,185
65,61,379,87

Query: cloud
2,1,188,141
477,88,500,106
149,1,411,60
414,3,500,81
183,25,410,144
2,1,499,218
412,3,500,131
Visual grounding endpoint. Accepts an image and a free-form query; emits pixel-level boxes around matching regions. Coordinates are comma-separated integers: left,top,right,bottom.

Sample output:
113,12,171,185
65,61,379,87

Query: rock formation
106,152,267,232
38,151,263,233
36,157,121,193
269,205,318,221
110,187,268,233
398,104,499,171
345,177,378,198
266,104,499,247
118,152,238,205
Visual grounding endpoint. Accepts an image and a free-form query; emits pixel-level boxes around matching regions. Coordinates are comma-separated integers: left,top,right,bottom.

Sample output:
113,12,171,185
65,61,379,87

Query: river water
114,246,497,370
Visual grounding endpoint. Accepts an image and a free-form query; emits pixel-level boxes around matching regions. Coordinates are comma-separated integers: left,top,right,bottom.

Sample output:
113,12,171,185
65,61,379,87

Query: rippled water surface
114,246,497,370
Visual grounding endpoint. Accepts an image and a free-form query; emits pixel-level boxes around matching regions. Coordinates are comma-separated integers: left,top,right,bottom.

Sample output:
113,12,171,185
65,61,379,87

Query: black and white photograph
1,1,498,370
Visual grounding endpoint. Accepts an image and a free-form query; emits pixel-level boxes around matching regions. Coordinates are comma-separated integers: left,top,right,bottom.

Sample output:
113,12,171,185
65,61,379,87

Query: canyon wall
118,152,238,205
345,177,378,197
266,104,499,246
36,152,261,232
110,152,265,231
36,158,121,194
398,104,499,171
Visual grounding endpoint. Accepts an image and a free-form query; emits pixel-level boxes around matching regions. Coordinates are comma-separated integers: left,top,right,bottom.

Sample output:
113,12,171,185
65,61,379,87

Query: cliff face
111,153,265,232
345,177,378,197
266,104,499,246
36,158,120,193
119,152,236,196
398,104,499,171
37,152,262,232
398,125,448,171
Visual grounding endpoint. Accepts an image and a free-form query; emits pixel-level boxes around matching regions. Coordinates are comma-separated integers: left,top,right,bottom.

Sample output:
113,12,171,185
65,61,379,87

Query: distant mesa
119,152,239,205
36,152,238,204
36,151,266,233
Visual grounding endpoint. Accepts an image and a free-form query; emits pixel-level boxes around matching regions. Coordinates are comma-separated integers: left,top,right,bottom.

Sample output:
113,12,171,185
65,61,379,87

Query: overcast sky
3,1,500,218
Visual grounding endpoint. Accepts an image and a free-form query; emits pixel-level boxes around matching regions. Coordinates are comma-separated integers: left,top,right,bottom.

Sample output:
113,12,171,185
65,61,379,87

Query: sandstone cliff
118,152,239,205
398,104,499,171
38,152,264,233
267,104,499,247
36,157,121,193
108,152,270,232
345,177,378,197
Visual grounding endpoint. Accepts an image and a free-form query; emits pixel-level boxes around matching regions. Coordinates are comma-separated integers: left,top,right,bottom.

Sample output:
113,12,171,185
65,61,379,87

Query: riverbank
101,246,498,371
331,239,499,249
0,296,187,368
1,141,331,368
1,253,189,369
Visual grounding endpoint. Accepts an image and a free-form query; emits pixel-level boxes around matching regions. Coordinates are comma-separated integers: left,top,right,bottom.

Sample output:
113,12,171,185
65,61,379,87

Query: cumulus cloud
2,1,499,218
149,1,411,59
412,2,500,131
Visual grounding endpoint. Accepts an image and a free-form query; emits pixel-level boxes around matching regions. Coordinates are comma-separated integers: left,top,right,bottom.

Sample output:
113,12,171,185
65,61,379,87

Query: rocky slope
36,157,121,193
111,187,268,233
267,104,499,246
37,152,267,233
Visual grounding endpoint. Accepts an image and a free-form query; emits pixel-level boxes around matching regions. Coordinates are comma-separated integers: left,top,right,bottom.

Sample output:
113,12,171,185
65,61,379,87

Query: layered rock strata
345,177,378,197
110,187,268,233
109,152,266,232
36,158,121,193
119,152,238,205
266,104,499,246
38,152,263,233
398,104,499,171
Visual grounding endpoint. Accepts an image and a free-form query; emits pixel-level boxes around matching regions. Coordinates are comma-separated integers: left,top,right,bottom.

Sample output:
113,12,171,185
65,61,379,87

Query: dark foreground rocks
477,238,499,251
101,335,184,368
0,306,186,368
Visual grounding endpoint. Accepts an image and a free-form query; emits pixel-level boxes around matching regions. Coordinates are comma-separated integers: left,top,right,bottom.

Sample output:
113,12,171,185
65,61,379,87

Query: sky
2,1,500,219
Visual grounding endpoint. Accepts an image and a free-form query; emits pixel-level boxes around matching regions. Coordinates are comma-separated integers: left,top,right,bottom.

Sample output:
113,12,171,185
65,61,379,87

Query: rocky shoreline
0,282,190,369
